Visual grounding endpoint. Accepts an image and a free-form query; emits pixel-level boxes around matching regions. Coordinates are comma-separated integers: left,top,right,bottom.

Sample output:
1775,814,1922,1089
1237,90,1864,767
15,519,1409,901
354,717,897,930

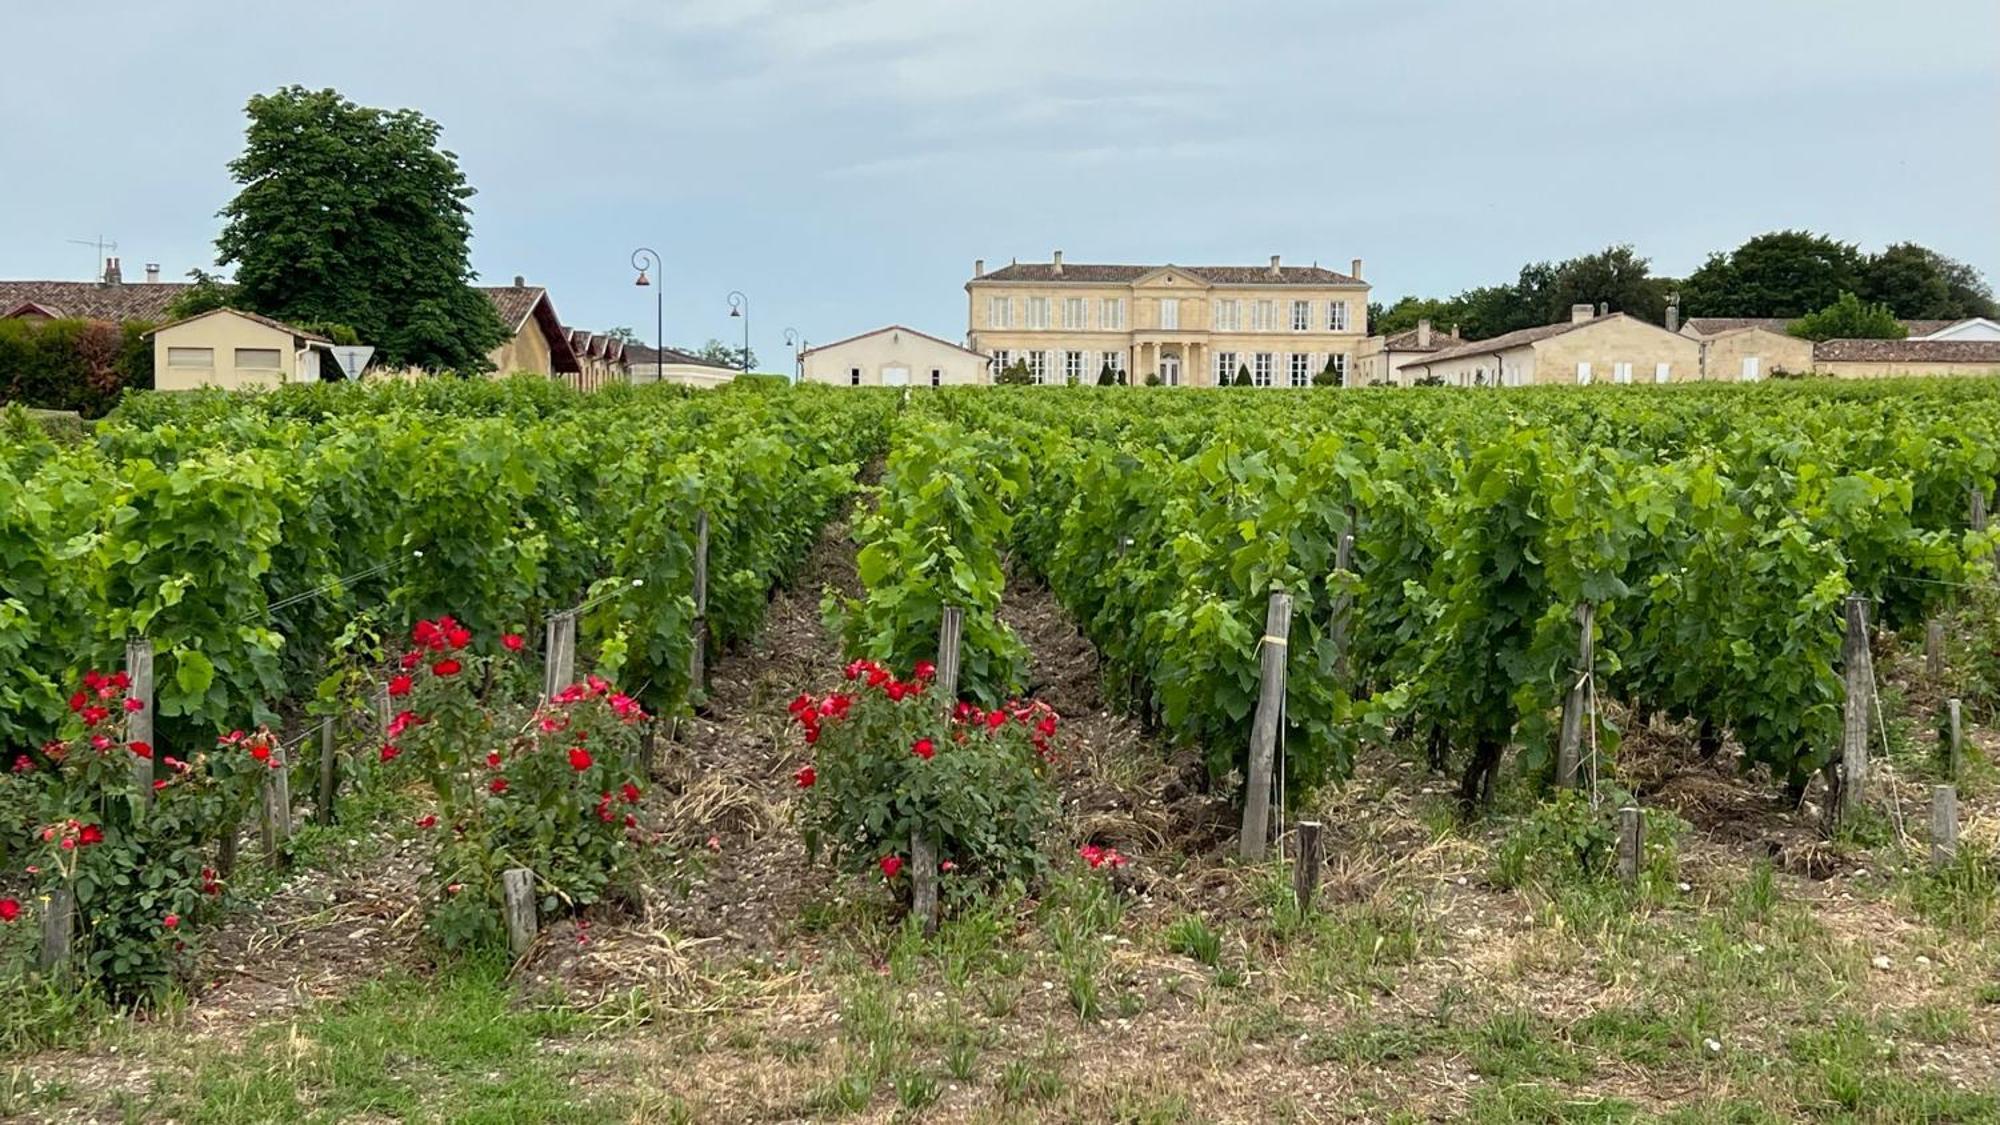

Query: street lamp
727,290,749,376
630,248,662,385
783,327,802,384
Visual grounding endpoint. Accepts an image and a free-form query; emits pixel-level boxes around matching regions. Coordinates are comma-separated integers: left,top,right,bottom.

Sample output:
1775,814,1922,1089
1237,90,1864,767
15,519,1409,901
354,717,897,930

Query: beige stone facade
150,308,336,391
1694,327,1814,382
802,325,989,387
965,253,1369,387
479,283,580,380
1404,306,1700,387
1353,320,1462,386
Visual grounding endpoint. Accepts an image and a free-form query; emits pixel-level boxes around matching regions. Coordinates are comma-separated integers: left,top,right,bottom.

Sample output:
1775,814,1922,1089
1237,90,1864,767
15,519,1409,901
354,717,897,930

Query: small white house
150,308,341,391
801,325,990,387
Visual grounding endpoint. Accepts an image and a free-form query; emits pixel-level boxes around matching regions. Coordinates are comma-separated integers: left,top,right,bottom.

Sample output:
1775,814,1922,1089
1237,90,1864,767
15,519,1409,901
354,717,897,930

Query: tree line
1370,233,1997,341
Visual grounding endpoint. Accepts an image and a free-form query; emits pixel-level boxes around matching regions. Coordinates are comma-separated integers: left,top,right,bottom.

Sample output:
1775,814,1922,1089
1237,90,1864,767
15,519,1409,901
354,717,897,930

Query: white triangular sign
330,346,375,380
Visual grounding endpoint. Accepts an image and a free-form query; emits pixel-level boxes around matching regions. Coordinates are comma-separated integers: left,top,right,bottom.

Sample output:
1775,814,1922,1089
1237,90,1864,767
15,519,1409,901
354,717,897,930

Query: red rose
621,782,642,804
387,710,419,737
844,659,867,681
485,752,502,768
79,824,103,846
123,697,146,713
913,660,937,681
153,778,169,791
879,855,904,879
445,626,472,650
490,777,509,794
379,743,401,762
0,899,19,922
400,650,424,670
568,746,593,771
68,691,87,713
163,914,180,929
388,674,414,697
912,738,935,760
416,814,437,829
432,659,462,678
502,633,525,652
249,743,272,763
866,667,890,688
10,755,29,773
885,682,910,702
128,740,153,759
795,764,816,788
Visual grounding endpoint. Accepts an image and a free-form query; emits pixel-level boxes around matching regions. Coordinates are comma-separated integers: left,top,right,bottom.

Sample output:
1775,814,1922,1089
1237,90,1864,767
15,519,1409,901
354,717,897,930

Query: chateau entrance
1159,354,1180,386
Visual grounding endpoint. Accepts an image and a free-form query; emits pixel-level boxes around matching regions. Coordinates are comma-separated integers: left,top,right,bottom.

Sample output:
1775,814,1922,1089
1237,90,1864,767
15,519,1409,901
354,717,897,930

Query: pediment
1130,266,1211,289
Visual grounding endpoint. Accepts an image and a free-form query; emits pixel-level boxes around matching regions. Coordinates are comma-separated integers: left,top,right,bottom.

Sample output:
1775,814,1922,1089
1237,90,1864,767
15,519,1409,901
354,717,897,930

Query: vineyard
2,378,1998,1122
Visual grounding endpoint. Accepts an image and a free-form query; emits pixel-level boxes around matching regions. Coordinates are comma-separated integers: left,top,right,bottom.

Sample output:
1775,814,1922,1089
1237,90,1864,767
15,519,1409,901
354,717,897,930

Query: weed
1163,915,1222,968
1906,847,1996,933
892,1068,940,1110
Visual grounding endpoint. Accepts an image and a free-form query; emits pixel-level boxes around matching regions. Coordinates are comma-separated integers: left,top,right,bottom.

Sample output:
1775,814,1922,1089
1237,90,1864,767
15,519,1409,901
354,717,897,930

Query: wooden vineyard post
501,868,538,957
1930,785,1959,868
911,830,939,936
316,715,339,826
1556,603,1595,790
260,741,292,868
690,510,710,703
543,610,578,701
37,887,75,972
1925,620,1945,682
375,680,391,739
1292,820,1323,916
935,606,964,707
1616,806,1643,886
125,637,155,801
1838,595,1871,824
1947,698,1964,781
1329,530,1355,683
1239,589,1293,862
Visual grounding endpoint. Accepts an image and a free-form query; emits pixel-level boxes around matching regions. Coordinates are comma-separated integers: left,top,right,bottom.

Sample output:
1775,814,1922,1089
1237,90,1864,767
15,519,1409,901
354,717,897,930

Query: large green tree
1544,244,1673,326
1682,230,1866,318
1859,243,1999,320
213,87,506,372
1788,292,1907,341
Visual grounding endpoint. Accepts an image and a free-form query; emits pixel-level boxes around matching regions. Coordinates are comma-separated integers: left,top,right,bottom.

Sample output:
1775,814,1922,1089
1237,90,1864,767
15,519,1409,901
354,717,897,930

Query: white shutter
1742,356,1760,382
1655,362,1671,384
1576,362,1592,385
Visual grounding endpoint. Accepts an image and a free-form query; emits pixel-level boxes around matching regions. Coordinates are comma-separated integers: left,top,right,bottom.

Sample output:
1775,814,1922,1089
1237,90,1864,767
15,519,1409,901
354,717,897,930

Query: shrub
381,616,652,950
995,361,1034,386
1233,364,1252,387
793,659,1059,909
1789,291,1907,341
4,669,262,998
0,317,152,417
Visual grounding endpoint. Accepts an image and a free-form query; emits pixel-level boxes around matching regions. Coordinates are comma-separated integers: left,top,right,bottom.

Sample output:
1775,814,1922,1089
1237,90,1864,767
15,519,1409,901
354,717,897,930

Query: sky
3,0,1996,369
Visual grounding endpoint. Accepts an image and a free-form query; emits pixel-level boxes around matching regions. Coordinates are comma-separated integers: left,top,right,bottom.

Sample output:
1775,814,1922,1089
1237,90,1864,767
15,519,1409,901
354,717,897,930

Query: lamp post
727,290,749,376
783,327,802,384
630,248,662,385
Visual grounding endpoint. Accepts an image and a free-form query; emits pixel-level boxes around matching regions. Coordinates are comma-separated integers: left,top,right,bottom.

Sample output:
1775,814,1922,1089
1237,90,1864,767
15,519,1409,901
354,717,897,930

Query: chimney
1596,301,1608,318
1268,254,1282,276
1051,250,1063,277
1570,303,1595,325
102,257,122,285
1350,257,1363,280
513,274,525,287
144,263,160,283
1665,302,1680,333
974,258,984,278
1416,318,1432,348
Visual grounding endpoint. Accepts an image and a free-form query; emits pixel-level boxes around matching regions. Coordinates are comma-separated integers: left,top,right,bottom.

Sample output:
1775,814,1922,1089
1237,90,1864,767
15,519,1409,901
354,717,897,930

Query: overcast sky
4,1,1996,365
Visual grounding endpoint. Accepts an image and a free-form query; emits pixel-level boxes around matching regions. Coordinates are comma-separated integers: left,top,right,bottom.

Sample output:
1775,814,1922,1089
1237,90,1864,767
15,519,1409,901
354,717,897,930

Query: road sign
330,346,375,380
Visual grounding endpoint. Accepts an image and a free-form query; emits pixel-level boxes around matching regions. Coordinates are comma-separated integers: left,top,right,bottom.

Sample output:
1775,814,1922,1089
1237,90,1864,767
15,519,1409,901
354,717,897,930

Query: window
1026,297,1049,329
987,296,1013,328
1214,299,1240,331
1327,301,1349,332
235,347,282,370
1289,353,1312,387
1575,361,1593,386
1331,354,1349,386
1063,350,1086,383
1253,352,1274,387
1027,350,1049,384
849,367,862,386
167,346,214,367
1215,351,1237,385
1252,300,1276,331
1100,297,1126,330
930,368,942,387
1613,362,1633,385
1654,362,1671,384
1291,300,1311,332
1740,356,1761,382
1158,299,1179,330
1062,297,1087,330
1099,349,1125,377
990,349,1011,379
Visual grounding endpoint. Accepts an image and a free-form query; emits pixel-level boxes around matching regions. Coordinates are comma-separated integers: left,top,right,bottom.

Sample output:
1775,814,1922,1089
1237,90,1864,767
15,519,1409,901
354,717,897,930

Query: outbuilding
801,325,990,387
150,308,341,391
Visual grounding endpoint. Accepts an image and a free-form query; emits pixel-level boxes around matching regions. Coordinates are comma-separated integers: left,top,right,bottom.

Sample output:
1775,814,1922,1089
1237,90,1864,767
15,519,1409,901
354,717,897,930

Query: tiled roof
801,324,987,359
476,285,548,332
1812,339,2000,364
0,280,187,322
1382,325,1460,352
151,307,332,344
1684,316,1961,339
1412,319,1602,365
625,343,734,369
972,262,1363,287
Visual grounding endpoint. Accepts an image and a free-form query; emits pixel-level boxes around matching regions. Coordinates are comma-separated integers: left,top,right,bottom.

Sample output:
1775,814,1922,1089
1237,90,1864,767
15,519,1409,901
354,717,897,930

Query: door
1159,354,1180,386
882,366,910,387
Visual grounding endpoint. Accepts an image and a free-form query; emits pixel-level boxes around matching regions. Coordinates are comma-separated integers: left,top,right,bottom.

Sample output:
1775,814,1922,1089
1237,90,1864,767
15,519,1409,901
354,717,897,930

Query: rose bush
380,616,653,950
4,670,262,997
793,660,1059,909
